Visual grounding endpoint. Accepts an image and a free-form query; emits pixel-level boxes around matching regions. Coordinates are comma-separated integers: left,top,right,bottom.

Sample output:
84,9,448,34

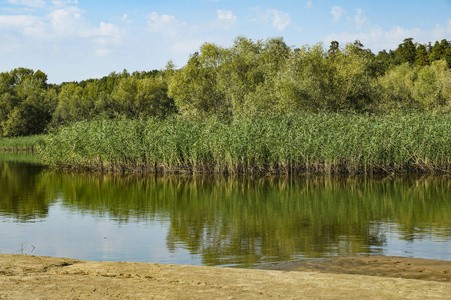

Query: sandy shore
0,254,450,299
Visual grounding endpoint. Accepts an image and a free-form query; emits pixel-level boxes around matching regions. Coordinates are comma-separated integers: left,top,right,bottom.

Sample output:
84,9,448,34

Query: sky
1,0,451,83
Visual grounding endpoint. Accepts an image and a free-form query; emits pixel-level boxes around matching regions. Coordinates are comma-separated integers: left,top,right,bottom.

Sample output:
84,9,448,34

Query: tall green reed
0,135,45,152
38,112,451,174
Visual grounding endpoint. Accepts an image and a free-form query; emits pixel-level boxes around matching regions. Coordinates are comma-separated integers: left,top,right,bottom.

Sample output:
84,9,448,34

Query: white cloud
0,14,45,37
121,14,130,23
147,12,186,36
271,9,291,31
305,1,312,9
324,20,451,52
48,7,83,36
0,14,37,28
216,9,237,29
217,9,236,21
6,0,46,8
0,2,123,58
52,0,79,7
355,8,367,30
331,6,345,22
428,19,451,40
253,7,291,31
80,22,121,40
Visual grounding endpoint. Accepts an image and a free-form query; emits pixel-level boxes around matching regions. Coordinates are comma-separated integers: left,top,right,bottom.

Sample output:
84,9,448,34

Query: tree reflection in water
1,154,450,266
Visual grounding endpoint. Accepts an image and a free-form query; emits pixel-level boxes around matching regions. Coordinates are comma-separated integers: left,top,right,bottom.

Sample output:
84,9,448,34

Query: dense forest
1,37,451,137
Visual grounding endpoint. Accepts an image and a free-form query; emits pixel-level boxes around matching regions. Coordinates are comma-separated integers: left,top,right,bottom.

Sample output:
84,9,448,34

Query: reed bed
0,135,46,152
37,113,451,174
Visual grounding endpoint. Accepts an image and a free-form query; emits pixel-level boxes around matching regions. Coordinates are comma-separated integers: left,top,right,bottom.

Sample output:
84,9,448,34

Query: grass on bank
37,112,451,175
0,135,46,152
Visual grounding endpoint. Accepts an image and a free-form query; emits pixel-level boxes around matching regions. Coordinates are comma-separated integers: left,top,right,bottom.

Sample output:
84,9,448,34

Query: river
1,153,450,267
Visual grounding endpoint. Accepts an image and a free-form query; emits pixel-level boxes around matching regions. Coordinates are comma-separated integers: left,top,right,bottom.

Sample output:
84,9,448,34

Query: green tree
328,41,340,57
415,44,429,66
136,76,176,118
216,36,264,116
104,75,176,118
377,63,418,111
375,50,392,74
240,37,290,114
0,69,55,137
445,47,451,68
331,42,378,111
440,39,449,52
275,43,334,112
430,41,444,62
2,78,56,136
110,76,139,117
413,60,451,111
53,83,83,124
397,38,417,64
168,43,229,118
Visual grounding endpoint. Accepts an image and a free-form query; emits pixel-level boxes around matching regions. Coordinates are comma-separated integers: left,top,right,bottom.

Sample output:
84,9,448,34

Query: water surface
1,153,450,267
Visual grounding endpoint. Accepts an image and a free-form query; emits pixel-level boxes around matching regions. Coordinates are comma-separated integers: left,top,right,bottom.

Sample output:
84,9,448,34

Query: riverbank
0,254,449,299
38,113,451,175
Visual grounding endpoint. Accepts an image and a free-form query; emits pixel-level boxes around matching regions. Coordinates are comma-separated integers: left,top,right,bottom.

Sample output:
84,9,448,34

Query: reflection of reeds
2,158,450,265
16,243,35,255
38,113,451,175
41,172,451,265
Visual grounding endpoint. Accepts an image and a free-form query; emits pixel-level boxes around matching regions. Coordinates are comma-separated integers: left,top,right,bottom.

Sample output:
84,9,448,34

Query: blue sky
1,0,450,83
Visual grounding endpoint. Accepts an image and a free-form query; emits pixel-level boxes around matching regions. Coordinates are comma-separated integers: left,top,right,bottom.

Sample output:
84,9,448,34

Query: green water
1,153,450,266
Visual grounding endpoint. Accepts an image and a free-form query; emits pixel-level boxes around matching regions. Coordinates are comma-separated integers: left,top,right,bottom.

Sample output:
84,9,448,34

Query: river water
1,153,450,267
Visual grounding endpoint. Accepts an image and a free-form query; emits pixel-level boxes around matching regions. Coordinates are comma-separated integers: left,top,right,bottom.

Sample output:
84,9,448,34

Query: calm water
0,153,450,268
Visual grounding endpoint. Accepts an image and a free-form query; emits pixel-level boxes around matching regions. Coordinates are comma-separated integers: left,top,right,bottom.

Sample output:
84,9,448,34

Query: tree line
1,37,450,137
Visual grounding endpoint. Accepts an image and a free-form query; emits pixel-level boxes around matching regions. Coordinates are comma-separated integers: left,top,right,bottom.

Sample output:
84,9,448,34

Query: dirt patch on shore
267,256,451,282
0,254,450,299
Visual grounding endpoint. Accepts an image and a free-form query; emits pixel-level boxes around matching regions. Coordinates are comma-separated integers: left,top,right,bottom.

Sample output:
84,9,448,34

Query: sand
0,254,450,299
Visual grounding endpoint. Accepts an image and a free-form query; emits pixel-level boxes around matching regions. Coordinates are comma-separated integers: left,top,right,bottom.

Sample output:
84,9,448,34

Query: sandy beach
0,254,450,299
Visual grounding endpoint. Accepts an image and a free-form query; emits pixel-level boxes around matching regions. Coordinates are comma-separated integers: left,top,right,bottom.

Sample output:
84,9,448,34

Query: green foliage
413,60,451,110
378,63,418,111
53,83,91,124
276,42,378,112
168,43,229,118
170,37,381,116
430,41,444,62
38,113,451,175
52,70,176,125
276,44,333,112
375,38,451,71
0,135,45,151
0,69,57,137
1,36,451,138
377,60,451,112
415,44,429,66
136,76,176,117
397,38,417,64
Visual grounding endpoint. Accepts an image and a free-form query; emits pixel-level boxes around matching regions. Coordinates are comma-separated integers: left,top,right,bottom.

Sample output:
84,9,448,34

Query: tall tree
415,44,429,66
328,41,340,58
445,47,451,68
430,41,444,62
397,38,417,64
168,43,229,118
0,68,55,137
